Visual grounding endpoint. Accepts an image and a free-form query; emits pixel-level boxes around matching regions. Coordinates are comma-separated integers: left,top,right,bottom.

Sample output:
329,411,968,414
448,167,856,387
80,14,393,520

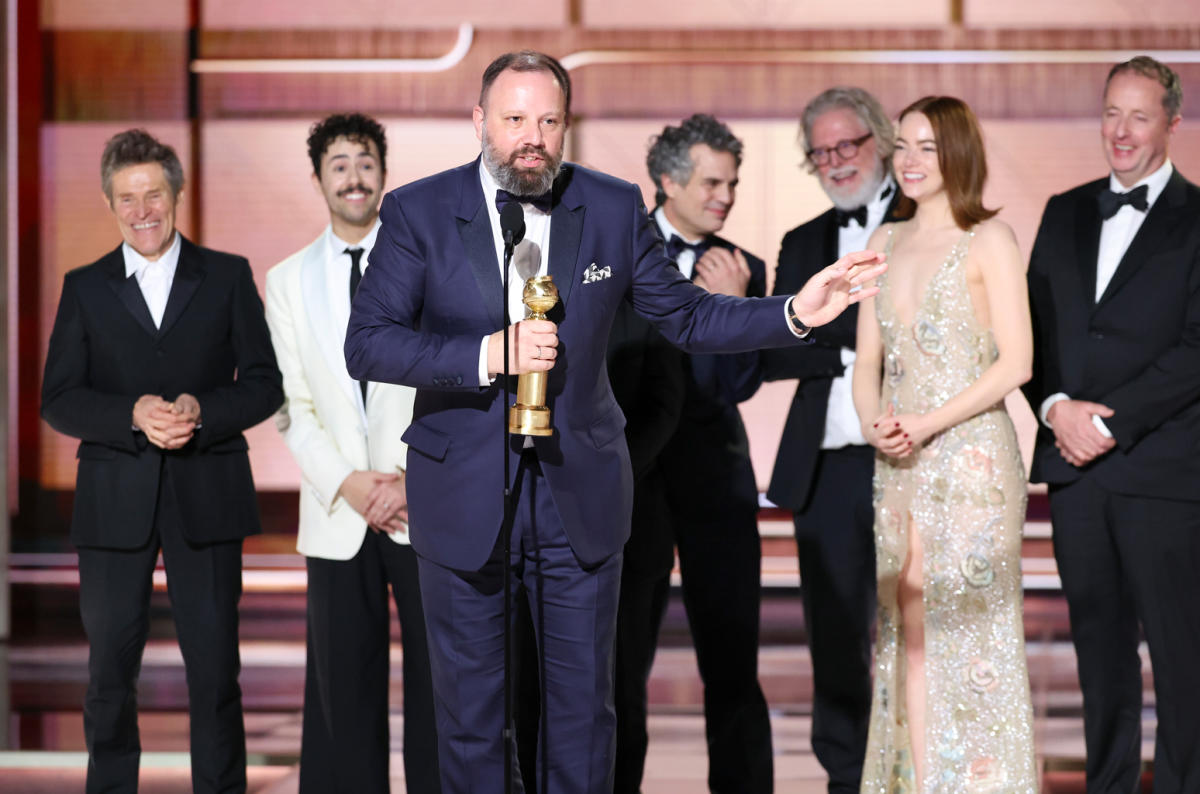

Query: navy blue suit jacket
345,159,800,571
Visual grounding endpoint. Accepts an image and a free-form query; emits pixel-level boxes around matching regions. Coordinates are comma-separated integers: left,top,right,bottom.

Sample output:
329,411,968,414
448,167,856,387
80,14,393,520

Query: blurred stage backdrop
11,0,1200,542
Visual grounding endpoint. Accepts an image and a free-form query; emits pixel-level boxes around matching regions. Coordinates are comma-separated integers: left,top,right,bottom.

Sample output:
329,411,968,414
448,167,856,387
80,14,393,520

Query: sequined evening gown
860,228,1038,793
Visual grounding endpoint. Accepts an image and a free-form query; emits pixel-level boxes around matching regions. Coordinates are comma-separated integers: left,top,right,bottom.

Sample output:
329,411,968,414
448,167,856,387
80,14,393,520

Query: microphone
512,241,542,282
500,202,526,255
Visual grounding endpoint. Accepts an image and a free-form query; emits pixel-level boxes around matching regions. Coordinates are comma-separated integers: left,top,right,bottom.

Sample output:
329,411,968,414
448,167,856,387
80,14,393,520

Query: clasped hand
1047,399,1115,467
133,394,200,450
693,247,752,297
339,470,409,534
864,405,934,459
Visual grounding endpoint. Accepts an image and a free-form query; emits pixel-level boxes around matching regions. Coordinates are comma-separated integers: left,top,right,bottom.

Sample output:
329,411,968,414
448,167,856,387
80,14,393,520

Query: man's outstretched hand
792,250,887,328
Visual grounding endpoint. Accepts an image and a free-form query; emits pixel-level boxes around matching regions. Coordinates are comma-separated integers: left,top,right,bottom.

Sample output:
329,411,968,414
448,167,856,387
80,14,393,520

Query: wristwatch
786,298,812,338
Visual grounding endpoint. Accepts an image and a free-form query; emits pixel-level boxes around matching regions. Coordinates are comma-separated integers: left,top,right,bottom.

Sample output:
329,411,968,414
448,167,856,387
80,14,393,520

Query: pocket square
582,263,612,284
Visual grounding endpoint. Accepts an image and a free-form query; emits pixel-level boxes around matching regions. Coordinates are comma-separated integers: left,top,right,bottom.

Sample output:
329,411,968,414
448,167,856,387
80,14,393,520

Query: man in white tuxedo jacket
265,114,440,793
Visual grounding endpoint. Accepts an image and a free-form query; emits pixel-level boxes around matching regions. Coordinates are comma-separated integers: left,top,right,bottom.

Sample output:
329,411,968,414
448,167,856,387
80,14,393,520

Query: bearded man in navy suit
344,50,886,794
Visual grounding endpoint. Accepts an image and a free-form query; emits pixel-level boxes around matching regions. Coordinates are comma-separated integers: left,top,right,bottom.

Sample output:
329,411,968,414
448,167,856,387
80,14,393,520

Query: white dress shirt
327,219,383,370
123,232,182,328
476,162,553,386
654,207,701,280
1039,159,1174,437
823,176,895,449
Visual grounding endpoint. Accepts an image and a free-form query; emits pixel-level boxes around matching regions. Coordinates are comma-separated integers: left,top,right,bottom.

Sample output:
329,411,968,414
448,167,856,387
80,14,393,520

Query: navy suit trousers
416,451,623,794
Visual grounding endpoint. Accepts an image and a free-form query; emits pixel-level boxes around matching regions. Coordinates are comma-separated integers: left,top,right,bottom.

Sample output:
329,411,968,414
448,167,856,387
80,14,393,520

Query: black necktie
1096,184,1149,220
345,247,368,404
835,205,868,228
664,234,710,263
495,188,553,214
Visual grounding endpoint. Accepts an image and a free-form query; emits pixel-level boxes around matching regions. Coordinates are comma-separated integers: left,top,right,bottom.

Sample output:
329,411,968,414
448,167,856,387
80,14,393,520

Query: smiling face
809,106,886,210
474,67,567,196
893,111,944,203
313,135,384,238
661,143,738,239
106,162,179,260
1102,70,1179,188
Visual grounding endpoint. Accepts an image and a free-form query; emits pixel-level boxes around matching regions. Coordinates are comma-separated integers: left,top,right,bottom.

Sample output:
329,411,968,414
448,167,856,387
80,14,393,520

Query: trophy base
509,404,553,436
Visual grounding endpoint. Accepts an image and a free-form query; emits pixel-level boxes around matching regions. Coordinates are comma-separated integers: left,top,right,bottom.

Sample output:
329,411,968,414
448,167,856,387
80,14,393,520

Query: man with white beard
760,87,900,794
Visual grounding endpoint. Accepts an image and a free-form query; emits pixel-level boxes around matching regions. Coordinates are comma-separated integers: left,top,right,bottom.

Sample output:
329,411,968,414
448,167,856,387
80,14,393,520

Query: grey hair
1106,55,1183,119
799,87,893,172
646,113,743,207
100,129,185,202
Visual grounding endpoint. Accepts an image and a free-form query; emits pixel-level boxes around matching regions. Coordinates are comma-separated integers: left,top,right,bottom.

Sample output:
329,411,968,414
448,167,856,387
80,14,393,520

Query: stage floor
1,521,1159,791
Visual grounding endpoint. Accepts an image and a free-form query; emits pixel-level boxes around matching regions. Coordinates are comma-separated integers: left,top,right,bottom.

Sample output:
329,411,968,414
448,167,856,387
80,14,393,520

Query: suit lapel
1074,187,1103,308
549,168,584,307
456,164,505,328
300,234,362,415
821,212,839,266
1097,168,1186,309
102,245,158,337
157,236,205,338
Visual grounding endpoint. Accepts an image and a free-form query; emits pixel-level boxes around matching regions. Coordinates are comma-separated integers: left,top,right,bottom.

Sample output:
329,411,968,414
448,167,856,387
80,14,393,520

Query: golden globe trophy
509,275,559,436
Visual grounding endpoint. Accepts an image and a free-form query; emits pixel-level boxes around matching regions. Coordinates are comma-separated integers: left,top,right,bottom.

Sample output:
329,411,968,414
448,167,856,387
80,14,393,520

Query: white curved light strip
190,21,474,74
560,48,1200,71
190,37,1200,75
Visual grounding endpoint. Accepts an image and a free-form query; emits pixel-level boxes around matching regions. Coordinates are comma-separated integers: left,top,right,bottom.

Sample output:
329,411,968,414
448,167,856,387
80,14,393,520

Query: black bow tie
1097,184,1149,220
834,205,868,228
664,234,710,261
495,188,552,214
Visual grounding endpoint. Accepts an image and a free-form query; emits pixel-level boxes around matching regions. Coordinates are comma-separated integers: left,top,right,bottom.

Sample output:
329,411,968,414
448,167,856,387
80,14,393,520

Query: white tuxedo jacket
265,232,415,560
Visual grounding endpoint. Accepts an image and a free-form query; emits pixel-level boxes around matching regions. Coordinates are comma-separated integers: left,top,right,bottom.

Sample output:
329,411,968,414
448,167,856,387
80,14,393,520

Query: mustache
508,145,547,162
826,165,858,181
337,184,373,198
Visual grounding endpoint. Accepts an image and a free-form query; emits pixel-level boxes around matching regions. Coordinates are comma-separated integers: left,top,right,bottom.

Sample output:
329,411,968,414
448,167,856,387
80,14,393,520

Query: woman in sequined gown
852,96,1039,793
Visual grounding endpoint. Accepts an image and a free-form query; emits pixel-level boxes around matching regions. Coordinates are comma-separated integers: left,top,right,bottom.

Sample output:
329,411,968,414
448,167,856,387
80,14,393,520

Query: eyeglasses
806,132,873,167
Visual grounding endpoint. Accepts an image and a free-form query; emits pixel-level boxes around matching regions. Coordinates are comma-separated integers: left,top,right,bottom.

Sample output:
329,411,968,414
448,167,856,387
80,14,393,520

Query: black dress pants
790,445,875,794
672,494,773,793
1050,477,1200,794
299,534,441,793
77,474,246,794
612,468,676,793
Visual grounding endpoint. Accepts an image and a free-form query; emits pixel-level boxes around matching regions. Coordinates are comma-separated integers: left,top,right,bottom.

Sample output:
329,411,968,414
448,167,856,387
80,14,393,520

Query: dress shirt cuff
1039,393,1069,428
784,296,812,339
1092,415,1114,439
478,337,493,386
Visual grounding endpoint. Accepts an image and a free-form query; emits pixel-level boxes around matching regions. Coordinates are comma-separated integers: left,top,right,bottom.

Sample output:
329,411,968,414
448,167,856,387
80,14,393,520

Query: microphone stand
501,227,516,794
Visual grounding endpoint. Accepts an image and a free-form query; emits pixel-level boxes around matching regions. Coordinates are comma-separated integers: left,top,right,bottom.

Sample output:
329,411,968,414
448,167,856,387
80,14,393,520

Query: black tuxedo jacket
41,236,284,548
761,196,901,511
658,233,768,516
1023,168,1200,499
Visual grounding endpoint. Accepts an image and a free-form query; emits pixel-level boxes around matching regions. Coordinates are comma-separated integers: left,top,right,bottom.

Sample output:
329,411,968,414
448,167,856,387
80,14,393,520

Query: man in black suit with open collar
1024,56,1200,793
41,129,283,793
760,87,899,794
644,113,775,793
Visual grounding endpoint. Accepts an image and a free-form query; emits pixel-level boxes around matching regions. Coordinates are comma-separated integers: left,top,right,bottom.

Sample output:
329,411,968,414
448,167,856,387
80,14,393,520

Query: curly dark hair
100,129,185,202
307,113,388,176
646,114,743,206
